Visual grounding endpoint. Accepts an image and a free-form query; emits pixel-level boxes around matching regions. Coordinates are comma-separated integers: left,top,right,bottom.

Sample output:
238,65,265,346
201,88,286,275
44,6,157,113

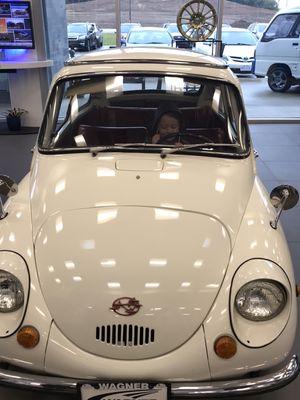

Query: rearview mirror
0,175,18,198
0,175,18,220
270,185,299,210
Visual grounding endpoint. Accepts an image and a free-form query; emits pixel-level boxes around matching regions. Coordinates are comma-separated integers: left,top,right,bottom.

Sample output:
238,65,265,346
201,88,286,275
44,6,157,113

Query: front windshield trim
39,145,250,159
38,72,250,159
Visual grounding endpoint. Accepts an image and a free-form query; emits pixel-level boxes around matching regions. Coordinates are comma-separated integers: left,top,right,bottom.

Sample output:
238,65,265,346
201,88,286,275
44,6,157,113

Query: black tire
267,67,292,92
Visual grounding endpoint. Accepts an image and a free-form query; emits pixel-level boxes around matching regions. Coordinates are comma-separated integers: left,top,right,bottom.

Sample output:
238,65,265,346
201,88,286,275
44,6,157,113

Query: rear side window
262,13,299,41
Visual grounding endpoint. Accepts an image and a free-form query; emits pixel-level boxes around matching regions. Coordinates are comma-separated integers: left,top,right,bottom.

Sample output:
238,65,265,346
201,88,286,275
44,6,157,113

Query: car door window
291,18,300,38
262,14,299,41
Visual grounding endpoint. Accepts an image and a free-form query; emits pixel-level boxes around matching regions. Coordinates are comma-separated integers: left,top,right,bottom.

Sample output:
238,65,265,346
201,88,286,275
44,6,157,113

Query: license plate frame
78,381,170,400
240,63,252,72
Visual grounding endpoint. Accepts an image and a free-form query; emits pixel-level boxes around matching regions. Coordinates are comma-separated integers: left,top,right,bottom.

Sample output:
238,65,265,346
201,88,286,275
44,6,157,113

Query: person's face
157,114,180,137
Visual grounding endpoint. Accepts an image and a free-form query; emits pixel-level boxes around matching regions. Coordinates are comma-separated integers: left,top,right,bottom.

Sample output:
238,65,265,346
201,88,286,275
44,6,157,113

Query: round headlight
235,280,286,321
0,270,24,313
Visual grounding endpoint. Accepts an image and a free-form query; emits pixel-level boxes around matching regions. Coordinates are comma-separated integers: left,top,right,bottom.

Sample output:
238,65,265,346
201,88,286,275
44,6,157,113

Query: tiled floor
0,125,300,399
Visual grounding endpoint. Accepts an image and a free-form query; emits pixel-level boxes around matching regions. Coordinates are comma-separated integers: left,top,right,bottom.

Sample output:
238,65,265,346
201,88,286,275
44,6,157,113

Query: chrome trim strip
0,355,298,396
66,59,228,69
171,355,299,397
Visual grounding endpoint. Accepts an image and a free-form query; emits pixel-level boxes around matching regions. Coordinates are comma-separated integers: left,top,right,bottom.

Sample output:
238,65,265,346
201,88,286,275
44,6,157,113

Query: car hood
31,152,254,359
223,45,256,58
30,153,254,240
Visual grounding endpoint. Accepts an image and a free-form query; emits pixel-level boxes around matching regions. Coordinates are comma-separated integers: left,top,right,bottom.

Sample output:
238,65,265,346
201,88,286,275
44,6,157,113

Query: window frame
37,72,251,159
261,13,300,42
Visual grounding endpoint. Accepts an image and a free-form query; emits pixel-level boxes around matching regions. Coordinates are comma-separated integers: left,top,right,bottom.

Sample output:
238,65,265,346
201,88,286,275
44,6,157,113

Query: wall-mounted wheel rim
177,0,217,42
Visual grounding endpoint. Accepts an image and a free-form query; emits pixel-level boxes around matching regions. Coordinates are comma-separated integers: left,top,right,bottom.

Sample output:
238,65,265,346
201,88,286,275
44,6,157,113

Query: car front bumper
228,61,254,74
68,39,86,49
0,355,298,397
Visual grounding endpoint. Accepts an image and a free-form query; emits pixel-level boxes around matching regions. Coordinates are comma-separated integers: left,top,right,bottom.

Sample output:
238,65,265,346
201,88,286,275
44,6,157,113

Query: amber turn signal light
214,335,237,359
17,325,40,349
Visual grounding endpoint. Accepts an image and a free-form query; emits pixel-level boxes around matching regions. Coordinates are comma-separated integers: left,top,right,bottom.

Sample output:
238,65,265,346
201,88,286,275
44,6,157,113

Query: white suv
255,7,300,92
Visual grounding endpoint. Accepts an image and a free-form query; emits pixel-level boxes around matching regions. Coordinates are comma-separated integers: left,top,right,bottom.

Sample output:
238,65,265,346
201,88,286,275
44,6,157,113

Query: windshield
263,14,298,41
68,24,87,34
39,74,250,158
127,30,172,45
222,31,257,45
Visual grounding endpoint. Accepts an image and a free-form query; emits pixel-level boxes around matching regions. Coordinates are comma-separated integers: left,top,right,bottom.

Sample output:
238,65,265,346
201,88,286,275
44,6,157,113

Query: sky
279,0,300,8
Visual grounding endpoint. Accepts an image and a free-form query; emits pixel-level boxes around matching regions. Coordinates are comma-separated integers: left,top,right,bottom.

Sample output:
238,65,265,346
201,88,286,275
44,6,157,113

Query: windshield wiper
90,143,161,157
160,143,241,158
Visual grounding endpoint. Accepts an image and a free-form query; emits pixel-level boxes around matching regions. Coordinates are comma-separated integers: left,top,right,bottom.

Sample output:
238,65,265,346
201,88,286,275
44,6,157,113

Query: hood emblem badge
111,297,142,316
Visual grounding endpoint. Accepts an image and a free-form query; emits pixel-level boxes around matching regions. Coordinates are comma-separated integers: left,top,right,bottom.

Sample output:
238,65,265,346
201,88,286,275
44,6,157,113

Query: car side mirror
270,185,299,229
0,175,18,220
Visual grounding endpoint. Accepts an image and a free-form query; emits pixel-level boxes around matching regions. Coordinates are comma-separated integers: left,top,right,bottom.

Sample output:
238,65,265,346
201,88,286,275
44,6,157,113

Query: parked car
254,7,300,92
0,47,299,399
196,28,257,74
89,22,103,48
126,27,173,47
121,22,141,45
248,22,268,39
163,22,193,48
67,22,97,51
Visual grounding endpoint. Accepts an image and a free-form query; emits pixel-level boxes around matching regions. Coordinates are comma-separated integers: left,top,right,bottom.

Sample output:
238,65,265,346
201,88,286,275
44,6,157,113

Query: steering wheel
156,132,213,145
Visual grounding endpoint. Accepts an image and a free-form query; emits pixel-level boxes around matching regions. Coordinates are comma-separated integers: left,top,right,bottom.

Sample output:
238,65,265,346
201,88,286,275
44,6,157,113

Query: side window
291,18,300,38
225,86,248,150
262,14,298,41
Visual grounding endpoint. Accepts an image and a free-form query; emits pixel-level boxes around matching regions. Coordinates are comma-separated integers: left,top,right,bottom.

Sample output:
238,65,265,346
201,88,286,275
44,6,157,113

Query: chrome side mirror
270,185,299,229
0,175,18,220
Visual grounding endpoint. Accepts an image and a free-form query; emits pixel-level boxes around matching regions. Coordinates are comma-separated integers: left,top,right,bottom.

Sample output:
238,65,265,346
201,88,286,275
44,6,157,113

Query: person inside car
151,107,184,144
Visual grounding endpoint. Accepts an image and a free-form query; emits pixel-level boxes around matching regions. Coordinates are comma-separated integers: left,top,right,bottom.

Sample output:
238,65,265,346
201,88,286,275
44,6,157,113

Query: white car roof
129,27,168,32
276,7,300,14
66,47,224,67
222,27,251,32
59,48,240,88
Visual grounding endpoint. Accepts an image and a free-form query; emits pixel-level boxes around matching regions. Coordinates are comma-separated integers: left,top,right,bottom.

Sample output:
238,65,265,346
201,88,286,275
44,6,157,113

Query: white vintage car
0,48,299,399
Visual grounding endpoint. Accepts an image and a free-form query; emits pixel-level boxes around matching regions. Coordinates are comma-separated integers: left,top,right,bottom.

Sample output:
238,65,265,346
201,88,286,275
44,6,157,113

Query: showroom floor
0,124,300,399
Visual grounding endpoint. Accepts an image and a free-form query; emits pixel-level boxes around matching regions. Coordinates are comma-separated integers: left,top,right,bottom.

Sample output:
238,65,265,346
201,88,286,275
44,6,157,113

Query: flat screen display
0,1,34,49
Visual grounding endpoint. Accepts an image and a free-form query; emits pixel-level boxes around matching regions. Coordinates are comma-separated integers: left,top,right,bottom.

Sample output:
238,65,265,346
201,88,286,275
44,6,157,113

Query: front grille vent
231,56,254,62
96,324,155,346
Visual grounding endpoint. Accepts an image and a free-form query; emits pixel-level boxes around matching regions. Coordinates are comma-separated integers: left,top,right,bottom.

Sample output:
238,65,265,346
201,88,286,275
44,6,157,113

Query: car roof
67,47,224,66
60,48,240,88
129,26,168,31
121,22,141,26
222,27,251,32
277,7,300,14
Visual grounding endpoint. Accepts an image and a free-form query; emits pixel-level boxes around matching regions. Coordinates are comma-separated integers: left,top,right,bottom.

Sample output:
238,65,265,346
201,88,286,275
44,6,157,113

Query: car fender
203,176,297,379
0,174,52,371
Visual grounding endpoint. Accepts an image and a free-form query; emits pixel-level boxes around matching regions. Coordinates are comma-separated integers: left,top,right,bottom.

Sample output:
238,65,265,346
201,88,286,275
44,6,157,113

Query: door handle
292,42,299,46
